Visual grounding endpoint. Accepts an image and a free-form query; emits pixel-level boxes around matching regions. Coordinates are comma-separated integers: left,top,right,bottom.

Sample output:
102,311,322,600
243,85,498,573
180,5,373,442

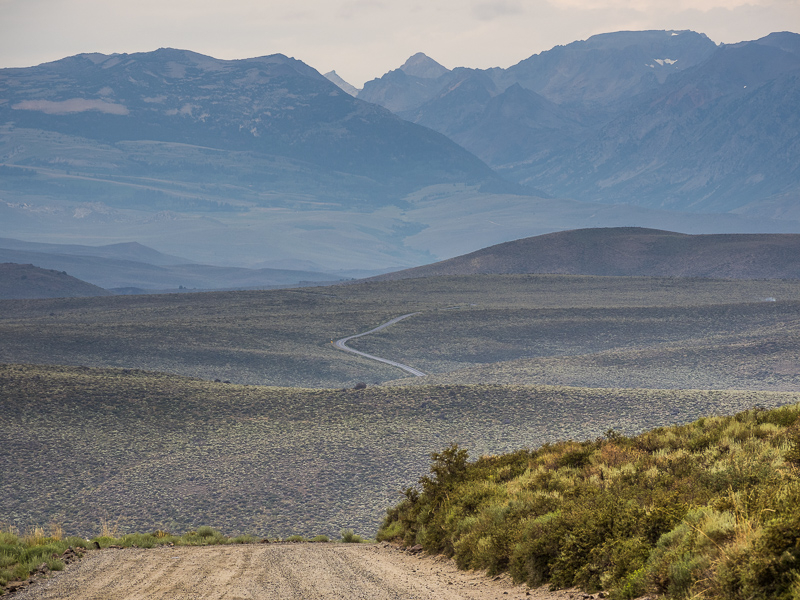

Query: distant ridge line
368,227,800,282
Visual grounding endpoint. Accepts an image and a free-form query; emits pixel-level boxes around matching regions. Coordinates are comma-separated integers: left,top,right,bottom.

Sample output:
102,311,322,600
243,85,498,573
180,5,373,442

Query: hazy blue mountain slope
406,80,584,169
0,49,500,205
366,31,800,217
358,53,451,112
749,31,800,56
517,42,800,212
0,238,191,265
359,67,448,113
0,248,338,291
494,30,718,108
399,70,498,136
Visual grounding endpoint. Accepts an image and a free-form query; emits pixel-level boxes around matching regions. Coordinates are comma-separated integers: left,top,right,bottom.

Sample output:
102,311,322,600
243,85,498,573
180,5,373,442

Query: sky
1,0,799,87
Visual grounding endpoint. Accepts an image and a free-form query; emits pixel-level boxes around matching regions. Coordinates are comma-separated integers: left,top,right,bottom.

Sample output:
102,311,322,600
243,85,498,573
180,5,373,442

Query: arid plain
3,274,800,537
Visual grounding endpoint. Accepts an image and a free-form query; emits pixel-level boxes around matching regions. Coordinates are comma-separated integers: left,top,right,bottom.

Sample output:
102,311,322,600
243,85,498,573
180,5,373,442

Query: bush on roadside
340,529,363,543
377,406,800,599
0,527,87,593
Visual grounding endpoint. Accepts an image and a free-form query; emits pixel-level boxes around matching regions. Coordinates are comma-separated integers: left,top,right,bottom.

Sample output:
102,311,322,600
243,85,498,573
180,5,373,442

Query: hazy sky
1,0,799,86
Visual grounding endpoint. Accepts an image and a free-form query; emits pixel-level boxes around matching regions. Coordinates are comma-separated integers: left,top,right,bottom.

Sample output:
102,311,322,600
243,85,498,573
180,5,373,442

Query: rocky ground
8,543,623,600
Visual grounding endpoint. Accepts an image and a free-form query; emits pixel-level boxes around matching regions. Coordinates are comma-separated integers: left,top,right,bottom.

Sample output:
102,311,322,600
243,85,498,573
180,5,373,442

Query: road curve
333,313,426,377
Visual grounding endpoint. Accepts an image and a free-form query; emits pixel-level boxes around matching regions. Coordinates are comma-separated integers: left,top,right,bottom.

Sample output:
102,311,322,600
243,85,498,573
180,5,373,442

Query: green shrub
509,511,567,587
195,526,216,538
151,530,171,539
783,424,800,468
377,403,800,599
612,566,648,600
733,511,800,600
376,520,403,542
340,529,363,543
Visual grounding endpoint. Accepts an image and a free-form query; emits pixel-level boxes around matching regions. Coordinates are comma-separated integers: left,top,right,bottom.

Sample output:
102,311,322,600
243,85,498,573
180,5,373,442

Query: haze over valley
2,29,800,282
3,24,800,600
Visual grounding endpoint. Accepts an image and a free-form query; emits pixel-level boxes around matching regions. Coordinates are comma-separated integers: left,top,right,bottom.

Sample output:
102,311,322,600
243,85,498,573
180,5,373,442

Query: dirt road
333,313,427,377
16,543,583,600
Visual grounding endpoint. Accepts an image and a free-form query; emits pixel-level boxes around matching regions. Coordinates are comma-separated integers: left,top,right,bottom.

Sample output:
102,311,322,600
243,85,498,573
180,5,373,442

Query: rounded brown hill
0,263,111,299
372,227,800,280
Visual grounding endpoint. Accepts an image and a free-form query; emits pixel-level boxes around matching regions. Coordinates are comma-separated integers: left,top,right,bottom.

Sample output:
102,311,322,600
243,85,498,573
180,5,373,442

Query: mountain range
1,31,799,273
359,30,800,217
0,49,498,207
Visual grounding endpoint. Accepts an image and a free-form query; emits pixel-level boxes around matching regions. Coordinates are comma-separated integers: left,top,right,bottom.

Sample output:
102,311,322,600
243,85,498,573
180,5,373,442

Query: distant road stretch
333,313,426,377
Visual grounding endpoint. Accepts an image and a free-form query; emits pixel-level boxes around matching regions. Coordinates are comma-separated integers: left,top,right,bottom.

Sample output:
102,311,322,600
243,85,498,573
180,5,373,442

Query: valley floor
13,543,583,600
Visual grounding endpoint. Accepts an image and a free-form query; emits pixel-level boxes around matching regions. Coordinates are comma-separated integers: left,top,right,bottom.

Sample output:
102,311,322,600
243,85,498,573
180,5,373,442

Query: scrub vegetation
2,363,798,543
2,275,800,389
378,404,800,599
3,274,800,597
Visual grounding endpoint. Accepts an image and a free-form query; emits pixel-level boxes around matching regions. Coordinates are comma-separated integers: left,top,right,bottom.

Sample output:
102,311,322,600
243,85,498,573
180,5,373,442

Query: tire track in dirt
13,543,584,600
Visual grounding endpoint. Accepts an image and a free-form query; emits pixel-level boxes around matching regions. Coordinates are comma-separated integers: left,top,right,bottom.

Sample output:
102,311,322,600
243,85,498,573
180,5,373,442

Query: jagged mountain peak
323,70,359,96
399,53,450,79
359,29,800,219
658,41,800,110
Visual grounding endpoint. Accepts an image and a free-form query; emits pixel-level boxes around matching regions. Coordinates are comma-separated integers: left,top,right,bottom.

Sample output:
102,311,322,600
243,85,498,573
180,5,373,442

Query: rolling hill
0,237,191,265
0,263,111,299
370,227,800,281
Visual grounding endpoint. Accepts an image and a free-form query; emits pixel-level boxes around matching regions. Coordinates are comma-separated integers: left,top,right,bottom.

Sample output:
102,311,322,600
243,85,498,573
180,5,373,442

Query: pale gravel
13,543,592,600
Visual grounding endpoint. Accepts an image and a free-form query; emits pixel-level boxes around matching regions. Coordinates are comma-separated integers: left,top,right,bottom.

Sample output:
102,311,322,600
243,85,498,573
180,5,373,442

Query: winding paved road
333,313,426,377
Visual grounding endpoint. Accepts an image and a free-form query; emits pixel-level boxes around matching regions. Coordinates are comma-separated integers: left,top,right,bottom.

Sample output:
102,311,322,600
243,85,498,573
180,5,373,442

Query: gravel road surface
333,313,427,377
14,543,585,600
